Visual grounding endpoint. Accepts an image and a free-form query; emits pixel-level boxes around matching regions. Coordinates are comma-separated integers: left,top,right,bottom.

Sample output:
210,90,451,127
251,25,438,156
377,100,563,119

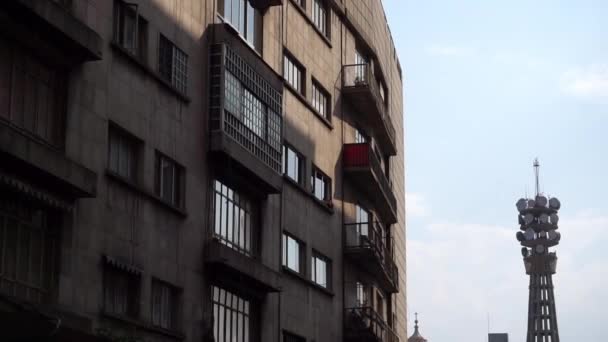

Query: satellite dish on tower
549,197,561,210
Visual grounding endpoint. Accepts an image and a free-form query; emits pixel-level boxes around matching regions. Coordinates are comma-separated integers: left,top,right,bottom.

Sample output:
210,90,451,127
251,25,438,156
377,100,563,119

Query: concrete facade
0,0,405,341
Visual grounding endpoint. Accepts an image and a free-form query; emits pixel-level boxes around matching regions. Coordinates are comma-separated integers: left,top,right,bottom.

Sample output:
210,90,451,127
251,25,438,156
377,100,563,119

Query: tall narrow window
151,279,180,330
212,180,256,256
219,0,262,51
155,153,184,208
312,80,330,120
355,49,368,82
282,233,303,274
0,196,59,304
355,204,370,238
283,144,303,184
212,286,252,342
108,125,140,182
312,0,329,37
355,128,368,144
159,35,188,94
283,53,305,95
103,266,140,318
114,0,148,60
311,252,330,289
311,167,331,202
356,282,369,307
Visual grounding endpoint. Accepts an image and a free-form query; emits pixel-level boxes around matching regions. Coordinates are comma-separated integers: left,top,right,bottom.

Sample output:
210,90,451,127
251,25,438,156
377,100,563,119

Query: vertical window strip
212,286,251,342
212,180,254,256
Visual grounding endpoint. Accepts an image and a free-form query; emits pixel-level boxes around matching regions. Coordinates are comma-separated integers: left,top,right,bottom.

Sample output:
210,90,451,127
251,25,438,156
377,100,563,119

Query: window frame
282,231,305,274
217,0,263,52
113,0,148,61
151,278,181,331
311,250,331,289
282,143,304,185
311,0,330,38
311,166,331,202
212,285,256,342
155,151,185,209
107,123,142,184
158,34,188,94
283,50,306,96
103,266,141,319
311,79,330,120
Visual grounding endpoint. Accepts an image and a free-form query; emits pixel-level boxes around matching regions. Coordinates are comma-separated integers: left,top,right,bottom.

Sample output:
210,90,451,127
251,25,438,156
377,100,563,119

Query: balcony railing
344,307,399,342
343,143,397,223
345,222,399,292
342,64,396,155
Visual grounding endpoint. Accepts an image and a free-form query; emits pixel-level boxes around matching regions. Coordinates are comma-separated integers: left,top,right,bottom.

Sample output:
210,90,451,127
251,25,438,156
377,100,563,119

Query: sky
382,0,608,341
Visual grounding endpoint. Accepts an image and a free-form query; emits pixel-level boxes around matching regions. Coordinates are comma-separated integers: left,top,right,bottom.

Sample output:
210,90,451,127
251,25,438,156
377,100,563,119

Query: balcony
345,222,399,293
342,64,396,156
343,143,397,224
344,307,399,342
209,27,284,194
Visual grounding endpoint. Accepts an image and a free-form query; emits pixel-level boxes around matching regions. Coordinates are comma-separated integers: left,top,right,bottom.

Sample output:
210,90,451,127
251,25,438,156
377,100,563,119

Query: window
311,167,331,202
219,0,262,51
0,35,67,148
108,126,139,182
283,144,303,184
0,196,59,304
283,53,305,95
355,128,368,144
103,266,140,318
355,204,370,237
292,0,305,9
311,80,330,119
212,180,256,256
158,35,188,94
114,0,148,60
151,279,180,330
311,252,330,289
356,282,369,307
155,153,184,208
312,0,329,37
282,233,303,273
212,286,252,342
355,49,368,82
284,331,305,342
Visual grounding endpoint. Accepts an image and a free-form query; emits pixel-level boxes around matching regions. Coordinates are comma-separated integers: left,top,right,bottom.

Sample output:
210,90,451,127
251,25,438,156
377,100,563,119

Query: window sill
105,170,188,218
101,311,186,340
288,0,333,48
284,82,333,130
283,175,334,214
110,42,191,103
281,267,335,297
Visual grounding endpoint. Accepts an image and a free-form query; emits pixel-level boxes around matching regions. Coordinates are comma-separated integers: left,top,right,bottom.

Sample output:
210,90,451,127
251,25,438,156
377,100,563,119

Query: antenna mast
533,158,540,196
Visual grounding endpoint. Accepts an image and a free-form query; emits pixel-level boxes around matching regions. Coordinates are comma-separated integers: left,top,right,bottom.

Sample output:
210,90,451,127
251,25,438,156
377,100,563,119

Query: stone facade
0,0,405,341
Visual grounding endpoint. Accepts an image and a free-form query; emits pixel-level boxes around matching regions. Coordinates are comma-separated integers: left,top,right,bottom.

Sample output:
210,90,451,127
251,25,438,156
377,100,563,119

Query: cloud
426,44,476,58
407,211,608,341
560,64,608,99
406,192,430,217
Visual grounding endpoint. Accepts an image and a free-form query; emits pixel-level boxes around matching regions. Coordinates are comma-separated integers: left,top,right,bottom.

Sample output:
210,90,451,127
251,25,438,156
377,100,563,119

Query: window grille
212,180,255,256
158,35,188,94
212,286,252,342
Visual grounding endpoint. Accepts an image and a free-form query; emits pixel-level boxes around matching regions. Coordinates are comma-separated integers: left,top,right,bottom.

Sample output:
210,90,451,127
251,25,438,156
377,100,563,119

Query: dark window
311,251,330,289
0,196,59,304
155,153,184,208
212,180,256,256
312,0,329,37
284,331,305,342
151,279,180,330
108,125,140,182
311,80,330,119
356,282,370,307
283,52,305,95
311,167,331,202
0,36,67,148
114,0,148,60
219,0,262,51
103,267,140,318
212,286,252,342
282,232,304,274
158,35,188,94
283,144,303,184
355,204,370,237
355,128,368,144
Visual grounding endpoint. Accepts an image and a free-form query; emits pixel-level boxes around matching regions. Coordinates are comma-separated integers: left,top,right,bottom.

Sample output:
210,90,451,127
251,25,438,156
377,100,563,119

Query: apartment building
0,0,405,341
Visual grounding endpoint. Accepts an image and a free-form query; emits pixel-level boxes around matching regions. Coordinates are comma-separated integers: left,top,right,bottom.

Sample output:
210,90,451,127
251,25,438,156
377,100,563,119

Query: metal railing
344,221,398,289
345,306,399,342
342,64,396,146
343,143,397,212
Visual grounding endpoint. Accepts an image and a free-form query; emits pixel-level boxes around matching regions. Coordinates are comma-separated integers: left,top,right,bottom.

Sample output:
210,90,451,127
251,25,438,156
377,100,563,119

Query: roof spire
415,312,419,329
534,158,540,196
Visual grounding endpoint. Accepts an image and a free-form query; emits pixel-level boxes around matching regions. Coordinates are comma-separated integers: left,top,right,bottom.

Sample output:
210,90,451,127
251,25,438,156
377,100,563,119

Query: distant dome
408,313,428,342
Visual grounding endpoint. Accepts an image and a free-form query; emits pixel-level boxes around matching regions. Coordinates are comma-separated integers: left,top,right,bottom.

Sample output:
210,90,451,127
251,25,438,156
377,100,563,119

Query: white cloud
406,192,430,217
426,45,476,58
407,211,608,341
560,64,608,99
